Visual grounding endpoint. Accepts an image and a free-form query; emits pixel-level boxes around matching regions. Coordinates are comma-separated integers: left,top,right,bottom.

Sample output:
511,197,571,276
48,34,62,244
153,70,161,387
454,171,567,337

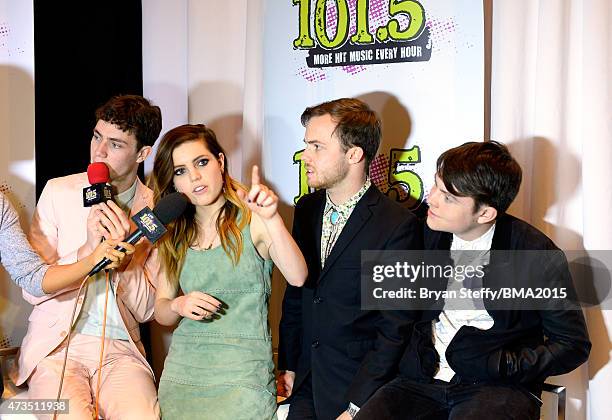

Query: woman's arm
154,267,223,326
239,166,307,287
252,213,307,286
42,240,135,294
0,193,134,296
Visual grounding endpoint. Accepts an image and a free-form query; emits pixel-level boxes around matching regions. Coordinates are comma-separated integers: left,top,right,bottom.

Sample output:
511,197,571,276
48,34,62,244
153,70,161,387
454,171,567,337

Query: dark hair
436,141,522,213
95,94,162,150
301,98,381,172
148,124,250,283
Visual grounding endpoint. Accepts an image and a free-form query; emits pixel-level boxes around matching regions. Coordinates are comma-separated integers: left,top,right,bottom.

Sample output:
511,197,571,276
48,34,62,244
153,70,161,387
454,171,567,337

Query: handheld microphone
83,162,113,207
87,192,189,276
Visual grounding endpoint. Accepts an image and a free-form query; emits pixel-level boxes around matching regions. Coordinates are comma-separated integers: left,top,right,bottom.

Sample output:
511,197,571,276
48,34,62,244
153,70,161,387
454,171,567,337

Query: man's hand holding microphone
77,162,135,271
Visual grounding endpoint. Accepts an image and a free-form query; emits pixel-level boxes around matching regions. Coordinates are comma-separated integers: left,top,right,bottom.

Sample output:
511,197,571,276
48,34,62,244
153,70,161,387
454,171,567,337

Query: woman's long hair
148,124,251,284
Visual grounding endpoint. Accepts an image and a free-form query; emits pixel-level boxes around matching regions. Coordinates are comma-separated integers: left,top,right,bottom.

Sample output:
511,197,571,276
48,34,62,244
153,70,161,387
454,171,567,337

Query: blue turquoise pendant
330,210,340,225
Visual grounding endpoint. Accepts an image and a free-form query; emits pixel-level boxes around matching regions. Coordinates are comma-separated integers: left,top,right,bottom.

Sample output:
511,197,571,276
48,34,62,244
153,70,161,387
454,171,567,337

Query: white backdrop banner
263,0,483,210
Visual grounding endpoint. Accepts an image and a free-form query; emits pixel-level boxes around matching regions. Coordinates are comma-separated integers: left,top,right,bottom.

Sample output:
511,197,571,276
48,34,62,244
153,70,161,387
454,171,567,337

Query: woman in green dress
149,124,307,419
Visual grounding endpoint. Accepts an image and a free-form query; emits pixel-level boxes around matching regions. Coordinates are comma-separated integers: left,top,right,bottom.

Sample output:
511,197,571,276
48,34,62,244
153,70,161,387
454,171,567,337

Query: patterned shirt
320,179,371,267
433,223,496,381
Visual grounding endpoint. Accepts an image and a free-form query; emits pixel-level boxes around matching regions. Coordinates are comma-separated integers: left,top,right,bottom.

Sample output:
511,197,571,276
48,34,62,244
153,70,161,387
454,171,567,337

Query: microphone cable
94,270,111,420
52,270,112,420
53,273,90,420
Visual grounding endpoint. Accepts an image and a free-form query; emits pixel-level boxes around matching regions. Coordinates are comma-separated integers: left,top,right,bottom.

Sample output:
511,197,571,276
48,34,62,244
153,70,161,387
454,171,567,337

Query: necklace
194,213,219,251
202,231,218,250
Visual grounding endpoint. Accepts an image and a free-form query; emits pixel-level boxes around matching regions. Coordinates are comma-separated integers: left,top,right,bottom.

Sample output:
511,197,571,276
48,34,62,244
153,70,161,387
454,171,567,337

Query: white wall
0,0,35,347
142,0,189,176
491,1,611,419
186,0,250,181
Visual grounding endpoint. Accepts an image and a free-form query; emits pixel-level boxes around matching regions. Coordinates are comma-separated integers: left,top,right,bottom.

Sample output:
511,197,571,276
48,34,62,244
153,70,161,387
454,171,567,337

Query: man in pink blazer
14,95,163,419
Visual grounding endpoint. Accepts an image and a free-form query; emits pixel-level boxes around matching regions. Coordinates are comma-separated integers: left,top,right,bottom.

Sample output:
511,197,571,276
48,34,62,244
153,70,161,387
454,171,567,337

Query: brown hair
301,98,381,172
95,95,162,150
148,124,250,283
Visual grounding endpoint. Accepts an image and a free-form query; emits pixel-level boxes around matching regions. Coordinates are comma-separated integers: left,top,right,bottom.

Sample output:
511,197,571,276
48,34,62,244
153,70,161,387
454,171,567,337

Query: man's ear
347,146,364,165
136,146,153,163
476,205,497,224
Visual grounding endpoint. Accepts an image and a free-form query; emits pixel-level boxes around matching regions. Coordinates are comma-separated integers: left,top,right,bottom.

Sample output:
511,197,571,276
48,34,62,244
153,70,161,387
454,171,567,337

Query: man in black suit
354,141,591,419
277,98,422,420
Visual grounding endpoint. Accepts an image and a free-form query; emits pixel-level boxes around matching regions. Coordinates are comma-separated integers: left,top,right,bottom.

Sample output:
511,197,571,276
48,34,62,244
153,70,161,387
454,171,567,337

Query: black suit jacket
398,214,591,392
278,186,422,419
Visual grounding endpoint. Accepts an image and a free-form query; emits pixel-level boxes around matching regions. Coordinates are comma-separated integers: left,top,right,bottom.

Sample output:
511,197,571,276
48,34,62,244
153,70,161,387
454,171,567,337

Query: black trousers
354,377,540,420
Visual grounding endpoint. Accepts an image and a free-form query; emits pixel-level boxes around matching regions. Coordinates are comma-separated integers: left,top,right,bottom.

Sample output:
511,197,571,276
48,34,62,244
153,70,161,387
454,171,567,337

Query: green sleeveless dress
158,224,276,419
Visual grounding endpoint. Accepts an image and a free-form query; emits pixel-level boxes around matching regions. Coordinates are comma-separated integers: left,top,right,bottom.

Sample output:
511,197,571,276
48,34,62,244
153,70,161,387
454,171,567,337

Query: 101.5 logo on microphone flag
132,207,167,244
87,192,188,276
263,0,484,211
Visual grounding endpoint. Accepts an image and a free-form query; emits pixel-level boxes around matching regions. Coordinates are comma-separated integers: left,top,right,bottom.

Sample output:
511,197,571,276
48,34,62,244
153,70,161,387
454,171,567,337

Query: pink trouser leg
95,339,159,420
26,334,159,420
27,357,94,420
